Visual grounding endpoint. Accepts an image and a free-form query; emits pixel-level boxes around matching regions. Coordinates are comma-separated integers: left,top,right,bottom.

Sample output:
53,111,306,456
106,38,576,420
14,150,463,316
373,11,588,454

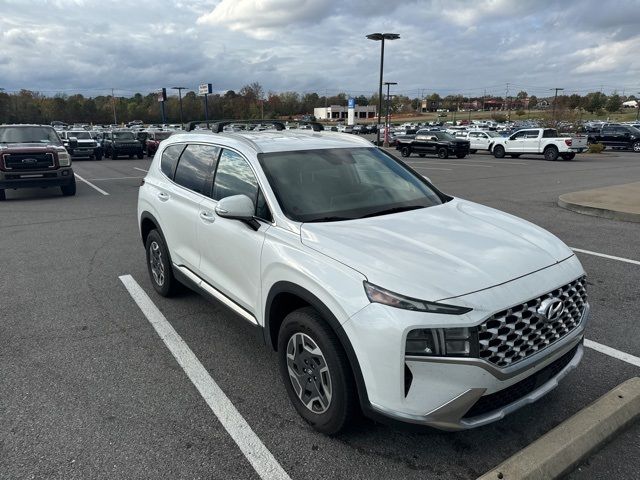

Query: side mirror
215,194,255,221
68,137,78,149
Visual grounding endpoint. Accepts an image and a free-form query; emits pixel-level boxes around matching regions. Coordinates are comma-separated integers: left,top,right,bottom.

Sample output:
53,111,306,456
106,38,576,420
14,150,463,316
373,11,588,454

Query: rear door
600,126,616,146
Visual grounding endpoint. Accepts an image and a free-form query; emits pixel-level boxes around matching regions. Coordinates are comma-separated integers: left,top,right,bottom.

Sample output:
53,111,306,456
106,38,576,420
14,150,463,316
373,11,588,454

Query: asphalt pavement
1,147,639,480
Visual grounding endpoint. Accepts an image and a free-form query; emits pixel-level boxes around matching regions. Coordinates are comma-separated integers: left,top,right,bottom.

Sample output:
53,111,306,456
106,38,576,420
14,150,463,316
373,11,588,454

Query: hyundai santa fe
137,129,589,434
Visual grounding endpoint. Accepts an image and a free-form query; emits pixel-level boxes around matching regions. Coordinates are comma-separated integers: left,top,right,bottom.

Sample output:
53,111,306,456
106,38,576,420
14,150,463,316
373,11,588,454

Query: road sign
348,98,355,109
157,88,166,102
199,83,213,96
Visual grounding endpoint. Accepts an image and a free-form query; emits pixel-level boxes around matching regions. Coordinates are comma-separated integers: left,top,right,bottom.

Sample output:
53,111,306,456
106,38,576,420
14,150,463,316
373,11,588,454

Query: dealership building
314,105,377,120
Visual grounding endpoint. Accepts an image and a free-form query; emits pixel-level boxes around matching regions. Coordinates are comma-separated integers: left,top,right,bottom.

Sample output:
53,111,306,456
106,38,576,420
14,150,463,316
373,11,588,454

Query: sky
1,0,640,99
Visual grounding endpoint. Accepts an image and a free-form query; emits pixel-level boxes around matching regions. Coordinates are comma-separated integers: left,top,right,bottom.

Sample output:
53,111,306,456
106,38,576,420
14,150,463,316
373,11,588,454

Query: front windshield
258,147,443,222
113,131,135,140
69,131,92,139
0,126,61,144
434,132,456,141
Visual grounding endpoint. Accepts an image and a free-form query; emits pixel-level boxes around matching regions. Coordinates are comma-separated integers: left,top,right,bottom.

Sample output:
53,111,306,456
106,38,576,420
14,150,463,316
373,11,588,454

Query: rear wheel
401,146,411,157
493,145,505,158
561,153,576,161
145,230,181,297
544,146,559,161
633,141,640,153
418,153,425,157
61,176,76,196
278,307,357,435
469,149,477,154
437,147,449,159
456,153,466,158
0,189,5,201
509,154,521,158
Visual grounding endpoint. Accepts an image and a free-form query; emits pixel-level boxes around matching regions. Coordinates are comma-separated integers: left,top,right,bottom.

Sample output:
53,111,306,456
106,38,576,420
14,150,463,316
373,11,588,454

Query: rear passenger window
173,144,219,194
161,144,185,179
212,149,259,203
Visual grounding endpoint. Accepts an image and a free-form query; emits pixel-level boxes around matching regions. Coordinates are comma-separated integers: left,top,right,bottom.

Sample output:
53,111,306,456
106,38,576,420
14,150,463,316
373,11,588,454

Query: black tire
455,153,466,159
493,145,505,158
278,307,357,435
418,153,425,157
111,149,118,160
437,147,449,159
509,154,521,158
128,155,133,159
137,152,144,159
469,149,477,154
561,153,576,161
145,230,181,297
544,146,559,161
95,152,103,161
633,141,640,153
401,146,411,157
0,189,5,201
61,176,76,196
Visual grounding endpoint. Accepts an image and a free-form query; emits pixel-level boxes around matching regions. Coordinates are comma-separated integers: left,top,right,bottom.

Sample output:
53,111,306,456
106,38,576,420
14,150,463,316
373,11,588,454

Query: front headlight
58,151,72,167
363,281,472,315
405,327,478,357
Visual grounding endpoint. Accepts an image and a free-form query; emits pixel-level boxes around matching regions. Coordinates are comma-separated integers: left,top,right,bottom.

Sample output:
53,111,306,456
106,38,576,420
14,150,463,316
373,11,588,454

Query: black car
588,124,640,152
103,130,144,159
395,130,470,159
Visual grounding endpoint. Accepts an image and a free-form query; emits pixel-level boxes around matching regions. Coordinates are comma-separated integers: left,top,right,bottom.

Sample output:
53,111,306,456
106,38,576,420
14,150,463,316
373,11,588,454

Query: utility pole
383,81,397,147
505,83,510,121
551,87,564,123
637,92,640,121
111,88,117,125
171,87,187,129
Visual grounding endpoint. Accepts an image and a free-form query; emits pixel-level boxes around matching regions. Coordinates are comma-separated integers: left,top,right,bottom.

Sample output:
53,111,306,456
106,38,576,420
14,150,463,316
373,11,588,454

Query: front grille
463,343,579,419
478,277,587,367
3,152,55,170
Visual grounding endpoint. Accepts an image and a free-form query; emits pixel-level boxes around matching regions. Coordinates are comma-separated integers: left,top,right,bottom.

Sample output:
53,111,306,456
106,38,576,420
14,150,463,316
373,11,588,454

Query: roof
167,130,374,154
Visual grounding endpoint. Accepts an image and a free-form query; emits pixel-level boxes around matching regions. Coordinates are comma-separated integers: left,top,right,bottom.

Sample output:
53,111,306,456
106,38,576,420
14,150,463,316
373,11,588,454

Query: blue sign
348,98,355,109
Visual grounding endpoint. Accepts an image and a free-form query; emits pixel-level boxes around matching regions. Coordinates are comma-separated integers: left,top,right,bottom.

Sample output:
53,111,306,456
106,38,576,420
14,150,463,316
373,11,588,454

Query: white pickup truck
491,128,588,161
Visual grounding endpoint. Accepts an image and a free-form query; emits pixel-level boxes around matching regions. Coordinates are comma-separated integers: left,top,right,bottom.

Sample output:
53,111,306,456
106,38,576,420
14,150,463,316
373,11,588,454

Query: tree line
0,83,635,125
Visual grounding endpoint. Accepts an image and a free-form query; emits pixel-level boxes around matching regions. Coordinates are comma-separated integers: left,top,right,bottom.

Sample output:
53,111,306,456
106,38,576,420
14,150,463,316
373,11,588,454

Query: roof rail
186,119,325,132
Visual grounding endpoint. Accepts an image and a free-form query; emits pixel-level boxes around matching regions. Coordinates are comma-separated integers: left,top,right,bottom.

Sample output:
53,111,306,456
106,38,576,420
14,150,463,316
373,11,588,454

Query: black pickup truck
103,130,144,159
0,124,76,200
587,124,640,152
396,130,470,159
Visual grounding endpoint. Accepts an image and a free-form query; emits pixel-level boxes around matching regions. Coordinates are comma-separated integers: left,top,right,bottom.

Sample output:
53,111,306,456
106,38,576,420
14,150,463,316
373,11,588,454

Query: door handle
157,192,169,202
199,211,215,223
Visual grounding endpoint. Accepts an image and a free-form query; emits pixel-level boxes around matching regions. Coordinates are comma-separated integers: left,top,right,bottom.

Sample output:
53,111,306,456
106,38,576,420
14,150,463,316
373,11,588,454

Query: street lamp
551,87,564,122
366,32,400,146
383,81,397,147
172,86,187,129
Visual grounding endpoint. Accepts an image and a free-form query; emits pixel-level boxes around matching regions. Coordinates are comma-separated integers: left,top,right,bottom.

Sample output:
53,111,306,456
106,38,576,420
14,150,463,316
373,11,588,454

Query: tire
145,230,181,297
456,153,466,158
61,176,76,196
561,153,576,161
111,149,118,160
418,153,425,158
633,141,640,153
0,189,5,201
544,146,559,161
493,145,505,158
437,147,449,159
278,307,357,435
400,146,411,157
509,154,521,158
95,152,103,161
137,152,144,159
469,149,477,154
128,155,133,159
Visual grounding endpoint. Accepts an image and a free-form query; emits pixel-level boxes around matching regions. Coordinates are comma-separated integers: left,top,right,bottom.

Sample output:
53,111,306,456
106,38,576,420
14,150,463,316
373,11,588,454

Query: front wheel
95,152,103,160
493,145,505,158
278,307,357,435
61,177,76,196
418,153,425,158
456,153,466,158
400,146,411,157
437,147,449,159
145,230,181,297
633,141,640,153
111,150,118,159
0,189,5,201
544,146,559,161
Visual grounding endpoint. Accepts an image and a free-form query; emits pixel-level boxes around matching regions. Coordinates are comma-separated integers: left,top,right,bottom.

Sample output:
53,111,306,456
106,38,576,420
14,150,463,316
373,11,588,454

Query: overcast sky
1,0,640,99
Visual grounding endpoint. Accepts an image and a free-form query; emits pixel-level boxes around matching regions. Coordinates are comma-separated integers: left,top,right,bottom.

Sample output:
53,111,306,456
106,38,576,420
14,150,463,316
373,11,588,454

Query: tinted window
212,149,259,203
602,127,615,134
524,130,539,138
161,144,185,179
511,131,526,139
173,144,219,194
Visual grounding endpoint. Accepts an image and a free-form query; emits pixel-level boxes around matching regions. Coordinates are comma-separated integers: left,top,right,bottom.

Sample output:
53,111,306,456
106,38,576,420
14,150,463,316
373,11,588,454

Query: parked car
145,131,175,157
492,128,588,160
0,124,76,200
466,130,503,153
587,124,640,152
103,130,144,159
137,129,588,434
396,130,470,158
59,130,103,160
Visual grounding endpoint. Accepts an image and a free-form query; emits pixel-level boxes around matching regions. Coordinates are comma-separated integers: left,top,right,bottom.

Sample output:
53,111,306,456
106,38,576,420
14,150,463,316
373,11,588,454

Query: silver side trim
174,264,258,326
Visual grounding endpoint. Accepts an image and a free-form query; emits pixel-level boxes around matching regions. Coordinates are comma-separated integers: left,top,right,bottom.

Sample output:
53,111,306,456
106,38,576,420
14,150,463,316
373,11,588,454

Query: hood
300,198,573,302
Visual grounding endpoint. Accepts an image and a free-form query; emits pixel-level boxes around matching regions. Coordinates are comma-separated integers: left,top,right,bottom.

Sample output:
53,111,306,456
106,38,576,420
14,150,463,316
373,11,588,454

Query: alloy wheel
149,241,165,286
286,332,332,414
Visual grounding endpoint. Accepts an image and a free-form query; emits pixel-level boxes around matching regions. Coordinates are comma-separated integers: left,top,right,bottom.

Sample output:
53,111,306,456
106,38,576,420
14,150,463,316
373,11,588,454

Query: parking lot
1,149,639,480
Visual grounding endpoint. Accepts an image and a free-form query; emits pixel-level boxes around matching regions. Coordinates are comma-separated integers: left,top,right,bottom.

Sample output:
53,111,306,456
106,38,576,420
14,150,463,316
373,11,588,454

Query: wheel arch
140,211,165,246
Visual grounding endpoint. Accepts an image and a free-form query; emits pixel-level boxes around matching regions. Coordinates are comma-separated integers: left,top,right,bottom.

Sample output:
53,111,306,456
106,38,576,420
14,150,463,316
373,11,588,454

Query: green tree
606,93,622,113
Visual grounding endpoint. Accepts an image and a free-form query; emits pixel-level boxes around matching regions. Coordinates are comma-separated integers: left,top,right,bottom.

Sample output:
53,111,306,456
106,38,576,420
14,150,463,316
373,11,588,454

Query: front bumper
343,255,588,430
0,167,74,189
114,145,142,154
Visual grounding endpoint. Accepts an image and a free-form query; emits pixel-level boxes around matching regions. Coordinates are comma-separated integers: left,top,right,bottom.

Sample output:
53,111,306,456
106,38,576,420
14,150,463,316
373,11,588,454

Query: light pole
172,86,187,129
551,87,564,123
383,81,397,147
367,32,400,146
636,93,640,121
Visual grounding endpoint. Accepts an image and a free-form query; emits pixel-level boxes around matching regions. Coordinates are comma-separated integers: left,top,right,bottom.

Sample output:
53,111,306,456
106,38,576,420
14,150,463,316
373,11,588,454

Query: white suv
137,129,589,434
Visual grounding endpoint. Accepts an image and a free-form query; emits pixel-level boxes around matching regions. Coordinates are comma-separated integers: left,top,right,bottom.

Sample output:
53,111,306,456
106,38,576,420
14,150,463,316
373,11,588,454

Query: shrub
588,143,605,153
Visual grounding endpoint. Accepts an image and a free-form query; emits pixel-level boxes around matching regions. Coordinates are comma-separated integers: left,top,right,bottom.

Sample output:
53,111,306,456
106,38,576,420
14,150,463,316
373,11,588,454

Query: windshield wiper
360,205,424,218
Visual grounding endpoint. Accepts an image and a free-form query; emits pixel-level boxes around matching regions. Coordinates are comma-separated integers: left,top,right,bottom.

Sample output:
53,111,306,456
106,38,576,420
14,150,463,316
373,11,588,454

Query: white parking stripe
585,339,640,368
74,173,109,196
425,162,493,168
571,248,640,266
134,167,148,173
88,176,144,181
414,166,453,171
119,275,291,480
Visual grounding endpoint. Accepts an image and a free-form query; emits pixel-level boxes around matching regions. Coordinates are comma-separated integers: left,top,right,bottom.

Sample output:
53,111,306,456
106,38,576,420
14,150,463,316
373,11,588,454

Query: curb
477,377,640,480
558,197,640,223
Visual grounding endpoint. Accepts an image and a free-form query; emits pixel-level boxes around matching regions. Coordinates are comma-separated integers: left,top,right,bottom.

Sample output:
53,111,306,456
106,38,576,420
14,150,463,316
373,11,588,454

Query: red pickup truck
0,125,76,200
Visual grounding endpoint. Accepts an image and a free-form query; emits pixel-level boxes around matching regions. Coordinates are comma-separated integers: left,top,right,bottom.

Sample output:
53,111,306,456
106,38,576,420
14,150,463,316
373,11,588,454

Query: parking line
571,247,640,266
118,275,291,480
421,161,493,168
414,166,453,171
88,176,144,181
74,173,109,196
585,339,640,368
134,167,148,173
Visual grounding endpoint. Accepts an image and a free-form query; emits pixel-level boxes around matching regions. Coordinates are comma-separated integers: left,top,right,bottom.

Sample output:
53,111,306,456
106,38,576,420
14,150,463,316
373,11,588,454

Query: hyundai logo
21,158,38,164
537,298,565,323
